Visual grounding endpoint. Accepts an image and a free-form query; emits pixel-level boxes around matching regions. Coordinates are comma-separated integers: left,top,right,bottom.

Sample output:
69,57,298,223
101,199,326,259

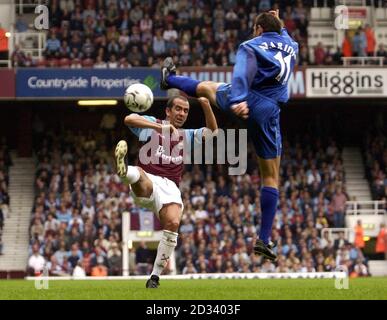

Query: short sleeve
184,127,206,145
128,115,157,141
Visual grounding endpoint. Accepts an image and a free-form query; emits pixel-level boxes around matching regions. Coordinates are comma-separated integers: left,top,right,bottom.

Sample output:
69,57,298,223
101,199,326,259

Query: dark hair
166,95,189,109
254,12,282,34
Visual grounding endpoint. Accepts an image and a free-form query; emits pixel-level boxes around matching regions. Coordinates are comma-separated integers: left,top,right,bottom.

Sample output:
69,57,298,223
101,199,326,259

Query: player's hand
198,97,211,108
231,101,249,119
269,9,280,20
159,124,179,137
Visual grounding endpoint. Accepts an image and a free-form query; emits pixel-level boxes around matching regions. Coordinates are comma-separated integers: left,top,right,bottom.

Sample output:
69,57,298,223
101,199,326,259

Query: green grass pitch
0,277,386,300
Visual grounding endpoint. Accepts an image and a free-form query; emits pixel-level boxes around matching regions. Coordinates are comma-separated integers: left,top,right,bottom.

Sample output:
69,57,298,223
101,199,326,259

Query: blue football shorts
216,83,282,159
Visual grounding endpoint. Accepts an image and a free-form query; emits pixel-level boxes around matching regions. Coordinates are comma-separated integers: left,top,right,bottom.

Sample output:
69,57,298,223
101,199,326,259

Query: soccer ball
124,83,154,113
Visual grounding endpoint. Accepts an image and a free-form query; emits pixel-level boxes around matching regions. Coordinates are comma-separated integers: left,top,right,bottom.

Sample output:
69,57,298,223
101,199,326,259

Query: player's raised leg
254,156,280,261
160,57,222,107
115,140,153,197
146,203,181,288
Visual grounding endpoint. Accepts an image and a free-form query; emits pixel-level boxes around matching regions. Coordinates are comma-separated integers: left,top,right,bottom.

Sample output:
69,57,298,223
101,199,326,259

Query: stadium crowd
363,130,387,202
0,138,12,255
9,0,387,67
26,123,370,277
13,0,315,68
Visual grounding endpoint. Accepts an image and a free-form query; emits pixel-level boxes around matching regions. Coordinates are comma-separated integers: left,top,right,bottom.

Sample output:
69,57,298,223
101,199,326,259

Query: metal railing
16,0,49,14
321,227,354,243
12,31,46,61
0,60,11,68
342,57,385,66
346,200,386,215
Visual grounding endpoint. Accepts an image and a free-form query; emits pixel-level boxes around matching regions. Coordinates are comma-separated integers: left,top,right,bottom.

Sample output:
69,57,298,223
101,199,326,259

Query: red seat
59,58,70,67
36,58,47,68
47,58,59,67
82,58,94,67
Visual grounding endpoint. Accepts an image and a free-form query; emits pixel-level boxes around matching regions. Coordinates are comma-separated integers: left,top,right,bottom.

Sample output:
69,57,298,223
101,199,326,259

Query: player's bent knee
164,219,180,233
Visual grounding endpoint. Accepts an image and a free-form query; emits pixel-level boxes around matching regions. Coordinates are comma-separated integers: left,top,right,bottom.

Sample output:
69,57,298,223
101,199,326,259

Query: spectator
334,232,349,250
46,256,68,276
54,241,68,266
44,213,60,236
91,256,108,276
298,44,310,65
352,258,369,277
135,241,152,275
182,261,197,274
332,187,348,228
94,55,107,68
364,24,376,57
375,223,386,259
314,42,326,65
204,57,217,67
82,37,95,58
163,23,178,42
45,33,61,57
73,260,87,278
354,220,365,250
352,27,367,57
129,4,143,25
28,243,46,276
108,242,122,275
342,30,353,58
107,54,118,68
30,217,44,242
376,44,387,64
11,44,27,67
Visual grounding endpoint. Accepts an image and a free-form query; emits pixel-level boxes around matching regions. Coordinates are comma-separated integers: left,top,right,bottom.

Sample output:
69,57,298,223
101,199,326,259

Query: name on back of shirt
259,41,297,59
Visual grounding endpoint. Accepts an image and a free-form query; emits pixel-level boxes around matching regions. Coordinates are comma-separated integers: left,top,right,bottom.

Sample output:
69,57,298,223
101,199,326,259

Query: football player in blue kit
160,10,298,261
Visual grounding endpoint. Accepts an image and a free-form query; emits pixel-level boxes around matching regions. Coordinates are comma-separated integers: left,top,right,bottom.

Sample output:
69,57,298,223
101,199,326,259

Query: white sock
151,230,178,277
126,166,140,184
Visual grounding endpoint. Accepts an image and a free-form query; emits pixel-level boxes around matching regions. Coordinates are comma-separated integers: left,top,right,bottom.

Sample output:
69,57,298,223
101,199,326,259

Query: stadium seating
363,130,387,201
9,1,387,68
0,139,11,255
27,126,369,276
28,0,318,68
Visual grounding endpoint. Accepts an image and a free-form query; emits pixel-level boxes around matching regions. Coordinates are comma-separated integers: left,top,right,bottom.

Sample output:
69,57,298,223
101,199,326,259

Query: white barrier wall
0,3,13,30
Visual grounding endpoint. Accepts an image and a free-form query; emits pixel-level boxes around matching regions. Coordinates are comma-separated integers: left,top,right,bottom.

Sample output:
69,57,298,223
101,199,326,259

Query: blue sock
166,74,199,97
259,186,279,245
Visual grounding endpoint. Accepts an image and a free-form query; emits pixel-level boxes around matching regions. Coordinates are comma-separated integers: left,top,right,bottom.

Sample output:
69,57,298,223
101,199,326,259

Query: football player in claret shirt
115,95,217,288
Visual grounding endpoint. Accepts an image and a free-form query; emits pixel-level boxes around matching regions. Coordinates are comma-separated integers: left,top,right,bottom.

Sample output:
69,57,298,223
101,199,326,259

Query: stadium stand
27,124,369,277
363,129,387,202
6,1,387,69
13,0,316,68
0,139,11,234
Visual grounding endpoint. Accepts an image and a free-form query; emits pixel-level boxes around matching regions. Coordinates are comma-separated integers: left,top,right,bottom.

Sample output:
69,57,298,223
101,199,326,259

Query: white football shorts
131,171,184,219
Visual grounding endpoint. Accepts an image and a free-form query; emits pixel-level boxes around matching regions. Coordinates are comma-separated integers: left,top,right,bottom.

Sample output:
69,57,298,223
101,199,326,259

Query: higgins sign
306,68,387,97
16,68,165,98
180,67,305,98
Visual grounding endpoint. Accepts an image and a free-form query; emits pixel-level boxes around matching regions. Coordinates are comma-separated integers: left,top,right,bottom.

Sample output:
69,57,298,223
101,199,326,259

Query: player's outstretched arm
269,9,284,28
124,114,178,135
229,45,257,119
198,97,218,133
270,9,292,38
